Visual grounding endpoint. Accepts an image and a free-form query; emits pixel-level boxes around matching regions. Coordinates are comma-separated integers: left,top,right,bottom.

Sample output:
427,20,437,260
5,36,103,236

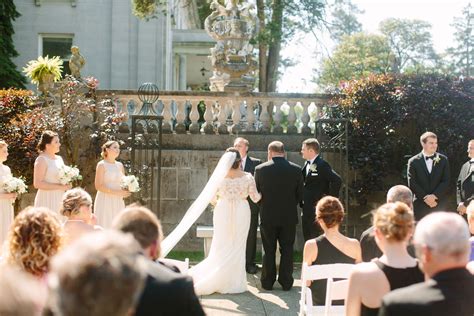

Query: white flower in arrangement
433,154,441,165
121,175,140,192
309,164,318,173
58,165,82,185
2,176,27,194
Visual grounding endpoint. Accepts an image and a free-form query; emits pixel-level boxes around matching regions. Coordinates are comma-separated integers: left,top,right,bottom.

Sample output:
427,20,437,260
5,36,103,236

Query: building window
39,35,74,75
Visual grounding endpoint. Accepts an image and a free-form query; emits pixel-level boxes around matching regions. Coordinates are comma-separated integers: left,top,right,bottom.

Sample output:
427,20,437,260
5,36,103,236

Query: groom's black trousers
245,199,259,267
260,223,296,290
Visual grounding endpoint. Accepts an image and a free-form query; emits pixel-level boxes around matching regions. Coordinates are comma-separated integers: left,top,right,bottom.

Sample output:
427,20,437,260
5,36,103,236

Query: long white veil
161,151,237,257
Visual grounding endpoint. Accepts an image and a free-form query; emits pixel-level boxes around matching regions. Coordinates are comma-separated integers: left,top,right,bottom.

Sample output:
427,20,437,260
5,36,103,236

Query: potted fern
23,56,63,94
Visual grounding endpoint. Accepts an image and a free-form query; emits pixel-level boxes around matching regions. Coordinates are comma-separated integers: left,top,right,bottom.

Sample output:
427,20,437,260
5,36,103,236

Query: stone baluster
217,100,228,134
287,101,297,134
175,100,187,134
259,100,271,133
188,100,200,134
203,100,215,134
272,101,283,134
160,100,173,133
245,101,256,132
231,100,241,134
301,101,311,135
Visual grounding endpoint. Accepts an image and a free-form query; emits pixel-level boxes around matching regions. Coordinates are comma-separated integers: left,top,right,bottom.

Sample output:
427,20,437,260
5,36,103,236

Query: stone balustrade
96,90,335,135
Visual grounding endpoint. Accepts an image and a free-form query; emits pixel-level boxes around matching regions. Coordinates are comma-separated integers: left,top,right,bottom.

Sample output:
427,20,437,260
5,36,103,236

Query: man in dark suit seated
360,185,414,262
112,205,205,316
379,212,474,316
456,139,474,215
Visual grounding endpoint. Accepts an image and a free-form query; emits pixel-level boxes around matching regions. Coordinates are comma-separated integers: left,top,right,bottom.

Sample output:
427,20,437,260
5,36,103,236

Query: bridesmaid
33,131,71,214
94,141,130,228
0,141,17,247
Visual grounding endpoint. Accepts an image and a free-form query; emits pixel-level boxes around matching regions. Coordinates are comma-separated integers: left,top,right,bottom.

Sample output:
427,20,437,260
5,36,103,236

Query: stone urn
37,73,55,95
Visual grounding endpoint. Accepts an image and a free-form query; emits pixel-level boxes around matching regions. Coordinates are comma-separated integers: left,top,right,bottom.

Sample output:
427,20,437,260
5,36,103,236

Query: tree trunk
265,0,284,92
257,0,268,92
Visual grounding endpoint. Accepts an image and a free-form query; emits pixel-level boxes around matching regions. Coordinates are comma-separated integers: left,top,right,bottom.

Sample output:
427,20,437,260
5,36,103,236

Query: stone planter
37,73,55,95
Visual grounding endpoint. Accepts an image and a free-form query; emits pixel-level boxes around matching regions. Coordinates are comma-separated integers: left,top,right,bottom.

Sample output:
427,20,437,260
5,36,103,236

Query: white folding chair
299,263,355,316
160,258,190,274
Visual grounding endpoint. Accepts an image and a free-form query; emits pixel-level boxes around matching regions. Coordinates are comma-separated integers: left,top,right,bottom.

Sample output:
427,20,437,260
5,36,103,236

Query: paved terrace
200,265,302,315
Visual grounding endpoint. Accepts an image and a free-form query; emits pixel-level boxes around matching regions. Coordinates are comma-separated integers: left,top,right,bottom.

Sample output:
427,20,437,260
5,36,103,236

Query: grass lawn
166,251,303,264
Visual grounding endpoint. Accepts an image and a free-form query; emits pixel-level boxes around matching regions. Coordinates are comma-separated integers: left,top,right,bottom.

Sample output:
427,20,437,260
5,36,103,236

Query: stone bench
197,225,261,257
196,226,281,264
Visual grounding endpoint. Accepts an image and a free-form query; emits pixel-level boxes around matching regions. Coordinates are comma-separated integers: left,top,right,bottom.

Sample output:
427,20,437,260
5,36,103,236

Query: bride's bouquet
121,175,140,192
58,165,82,185
2,176,28,194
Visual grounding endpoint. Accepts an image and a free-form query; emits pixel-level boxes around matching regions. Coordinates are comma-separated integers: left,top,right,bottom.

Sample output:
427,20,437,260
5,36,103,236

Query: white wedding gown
190,173,261,295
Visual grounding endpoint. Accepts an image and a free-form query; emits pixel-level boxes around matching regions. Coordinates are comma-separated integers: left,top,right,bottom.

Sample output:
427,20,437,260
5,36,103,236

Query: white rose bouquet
58,165,82,185
2,176,28,194
121,175,140,192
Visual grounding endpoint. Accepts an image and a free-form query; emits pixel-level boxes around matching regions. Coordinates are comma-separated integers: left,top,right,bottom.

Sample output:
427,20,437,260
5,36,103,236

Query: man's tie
425,155,435,160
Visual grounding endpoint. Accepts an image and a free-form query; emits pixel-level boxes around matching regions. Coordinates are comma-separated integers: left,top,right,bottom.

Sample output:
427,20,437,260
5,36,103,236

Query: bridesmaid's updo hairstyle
373,202,414,242
226,147,241,169
316,196,344,228
37,131,58,152
101,140,118,159
60,188,93,217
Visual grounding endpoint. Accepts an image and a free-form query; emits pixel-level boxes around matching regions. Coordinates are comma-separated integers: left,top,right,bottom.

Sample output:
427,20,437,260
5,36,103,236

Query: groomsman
255,141,303,291
300,138,342,241
234,137,262,274
407,132,450,221
456,139,474,215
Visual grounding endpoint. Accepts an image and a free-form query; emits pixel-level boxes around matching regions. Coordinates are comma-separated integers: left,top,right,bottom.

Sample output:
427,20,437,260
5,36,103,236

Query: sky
277,0,472,93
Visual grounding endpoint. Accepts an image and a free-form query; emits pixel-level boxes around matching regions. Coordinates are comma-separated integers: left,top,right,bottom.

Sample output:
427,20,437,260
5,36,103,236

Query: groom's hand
423,194,437,208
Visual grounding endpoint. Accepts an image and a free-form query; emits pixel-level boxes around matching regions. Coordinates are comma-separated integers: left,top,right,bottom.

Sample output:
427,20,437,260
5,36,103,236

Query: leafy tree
446,3,473,76
316,32,392,88
379,18,437,73
256,0,326,92
0,0,26,89
329,0,363,43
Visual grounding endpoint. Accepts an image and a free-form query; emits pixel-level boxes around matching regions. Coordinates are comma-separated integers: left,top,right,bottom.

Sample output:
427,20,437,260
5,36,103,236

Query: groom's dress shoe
261,283,273,291
246,265,257,274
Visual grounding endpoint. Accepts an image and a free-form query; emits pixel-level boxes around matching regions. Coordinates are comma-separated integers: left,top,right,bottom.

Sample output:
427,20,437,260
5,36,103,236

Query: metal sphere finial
138,82,160,104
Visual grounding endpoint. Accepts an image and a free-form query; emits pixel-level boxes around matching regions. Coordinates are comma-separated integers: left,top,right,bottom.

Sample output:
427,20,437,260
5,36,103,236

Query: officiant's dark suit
254,141,303,291
301,139,342,241
456,140,474,213
407,152,450,220
243,155,262,272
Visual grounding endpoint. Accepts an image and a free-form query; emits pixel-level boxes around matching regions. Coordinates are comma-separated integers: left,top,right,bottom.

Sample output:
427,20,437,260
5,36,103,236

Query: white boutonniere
433,155,441,166
309,164,317,173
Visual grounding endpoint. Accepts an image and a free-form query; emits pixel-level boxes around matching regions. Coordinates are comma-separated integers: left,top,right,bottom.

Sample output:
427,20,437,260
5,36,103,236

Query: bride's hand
1,193,17,200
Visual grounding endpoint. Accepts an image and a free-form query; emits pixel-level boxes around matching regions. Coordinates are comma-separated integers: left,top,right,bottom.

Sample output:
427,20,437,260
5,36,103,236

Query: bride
161,148,261,295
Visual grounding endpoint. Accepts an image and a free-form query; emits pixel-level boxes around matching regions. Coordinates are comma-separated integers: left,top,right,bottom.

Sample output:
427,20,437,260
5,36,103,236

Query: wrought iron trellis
130,115,163,218
314,118,351,235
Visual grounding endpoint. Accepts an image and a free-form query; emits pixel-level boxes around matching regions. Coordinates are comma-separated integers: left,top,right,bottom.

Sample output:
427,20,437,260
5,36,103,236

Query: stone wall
157,134,344,251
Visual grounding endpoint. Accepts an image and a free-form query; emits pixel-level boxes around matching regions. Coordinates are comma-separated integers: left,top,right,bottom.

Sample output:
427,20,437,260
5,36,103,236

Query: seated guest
112,205,205,316
466,201,474,273
47,231,146,316
0,265,46,316
346,202,424,316
61,188,102,246
360,185,413,262
302,196,361,305
4,207,62,278
379,212,474,316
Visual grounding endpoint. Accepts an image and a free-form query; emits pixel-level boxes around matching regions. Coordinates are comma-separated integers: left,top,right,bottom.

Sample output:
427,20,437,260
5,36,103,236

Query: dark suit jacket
379,267,474,316
360,226,383,262
244,156,261,206
301,155,342,215
456,160,474,207
407,152,450,214
135,261,205,316
255,157,303,226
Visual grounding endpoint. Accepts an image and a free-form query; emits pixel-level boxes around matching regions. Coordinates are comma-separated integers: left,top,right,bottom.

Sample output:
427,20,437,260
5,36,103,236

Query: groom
255,141,303,291
407,131,450,221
